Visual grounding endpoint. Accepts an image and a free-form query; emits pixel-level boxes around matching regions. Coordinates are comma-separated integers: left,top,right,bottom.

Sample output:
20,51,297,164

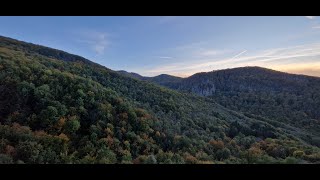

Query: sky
1,16,320,77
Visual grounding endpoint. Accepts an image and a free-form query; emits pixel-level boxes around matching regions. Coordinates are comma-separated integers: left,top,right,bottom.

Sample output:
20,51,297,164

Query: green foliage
0,35,320,164
0,154,14,164
293,150,305,158
145,155,157,164
215,148,231,160
64,118,81,134
282,157,300,164
150,66,320,145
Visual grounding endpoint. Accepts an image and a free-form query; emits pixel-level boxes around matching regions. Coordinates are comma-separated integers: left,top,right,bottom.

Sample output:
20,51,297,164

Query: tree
209,140,224,150
121,150,133,164
171,154,185,164
64,117,81,134
282,157,299,164
145,155,157,164
16,141,43,164
0,154,13,164
215,148,231,161
17,81,35,103
246,146,263,163
96,147,117,164
34,84,51,101
293,150,305,158
184,153,198,164
38,106,58,128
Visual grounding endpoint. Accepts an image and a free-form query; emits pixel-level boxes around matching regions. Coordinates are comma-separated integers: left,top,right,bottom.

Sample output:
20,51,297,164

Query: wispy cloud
312,26,320,29
174,41,208,51
197,49,231,57
141,43,320,77
305,16,316,20
173,41,232,59
76,30,109,55
158,56,173,59
230,50,247,60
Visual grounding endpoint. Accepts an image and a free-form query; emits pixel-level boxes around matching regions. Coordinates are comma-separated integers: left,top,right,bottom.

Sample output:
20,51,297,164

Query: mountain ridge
118,66,320,81
1,35,320,164
118,66,320,146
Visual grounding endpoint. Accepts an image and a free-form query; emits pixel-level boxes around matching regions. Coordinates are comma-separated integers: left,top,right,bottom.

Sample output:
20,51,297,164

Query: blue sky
1,16,320,77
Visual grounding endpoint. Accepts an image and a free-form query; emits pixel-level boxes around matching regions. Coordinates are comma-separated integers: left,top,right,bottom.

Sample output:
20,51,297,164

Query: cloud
142,43,320,77
230,50,247,60
158,56,173,59
174,42,232,59
312,26,320,29
199,50,220,56
174,41,208,51
76,30,109,55
197,49,231,57
305,16,316,20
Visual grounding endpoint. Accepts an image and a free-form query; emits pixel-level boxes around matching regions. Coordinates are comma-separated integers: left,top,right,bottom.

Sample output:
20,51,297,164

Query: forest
1,35,320,164
124,67,320,147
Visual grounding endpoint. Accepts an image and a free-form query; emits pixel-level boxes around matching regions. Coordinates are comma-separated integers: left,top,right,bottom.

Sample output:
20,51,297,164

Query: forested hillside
1,36,320,164
134,67,320,147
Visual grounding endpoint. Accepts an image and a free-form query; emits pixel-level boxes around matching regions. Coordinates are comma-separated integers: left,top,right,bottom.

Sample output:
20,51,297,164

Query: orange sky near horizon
272,63,320,77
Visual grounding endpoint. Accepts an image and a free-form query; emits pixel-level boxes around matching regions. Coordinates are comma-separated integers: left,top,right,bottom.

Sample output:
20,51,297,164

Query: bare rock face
190,79,215,96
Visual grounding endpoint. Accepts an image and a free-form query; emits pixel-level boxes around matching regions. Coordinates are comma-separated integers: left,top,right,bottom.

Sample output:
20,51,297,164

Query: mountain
145,74,182,88
135,67,320,147
117,70,145,80
117,71,182,88
1,35,320,164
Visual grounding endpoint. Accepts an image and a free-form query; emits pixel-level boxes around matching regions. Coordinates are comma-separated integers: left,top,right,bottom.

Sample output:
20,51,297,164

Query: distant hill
136,67,320,146
117,71,182,88
1,35,320,164
116,70,145,80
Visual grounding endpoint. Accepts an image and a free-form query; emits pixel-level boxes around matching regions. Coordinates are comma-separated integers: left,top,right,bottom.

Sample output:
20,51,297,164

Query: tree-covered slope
139,67,320,147
117,71,182,88
117,70,145,80
1,36,319,164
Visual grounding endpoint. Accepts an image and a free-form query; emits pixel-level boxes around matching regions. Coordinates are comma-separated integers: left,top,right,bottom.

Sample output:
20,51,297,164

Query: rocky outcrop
190,79,215,96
